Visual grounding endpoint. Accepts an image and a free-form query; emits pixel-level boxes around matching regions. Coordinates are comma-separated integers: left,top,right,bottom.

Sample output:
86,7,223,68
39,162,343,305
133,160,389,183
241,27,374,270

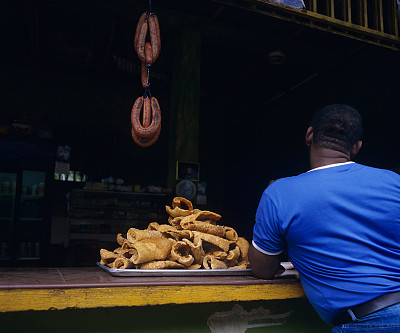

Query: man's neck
310,147,351,170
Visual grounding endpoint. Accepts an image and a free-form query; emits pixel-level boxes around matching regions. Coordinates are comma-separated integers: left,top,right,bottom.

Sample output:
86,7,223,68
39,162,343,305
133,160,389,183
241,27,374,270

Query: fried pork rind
203,255,227,269
116,233,126,246
113,257,133,269
192,231,230,252
235,237,250,259
169,241,194,266
148,222,193,240
182,236,205,264
226,245,241,266
127,228,163,243
172,197,193,211
140,260,185,269
99,197,252,270
168,216,183,229
229,260,250,269
130,237,175,265
224,226,238,242
100,249,118,263
165,205,193,218
180,220,226,238
195,211,222,223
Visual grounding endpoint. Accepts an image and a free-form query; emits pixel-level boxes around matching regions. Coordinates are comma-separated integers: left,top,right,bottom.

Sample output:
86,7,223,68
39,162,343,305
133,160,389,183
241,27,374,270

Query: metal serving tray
97,262,253,277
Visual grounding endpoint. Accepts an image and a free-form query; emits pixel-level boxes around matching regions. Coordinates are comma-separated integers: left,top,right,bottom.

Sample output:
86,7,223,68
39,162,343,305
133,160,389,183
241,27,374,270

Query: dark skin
248,126,363,280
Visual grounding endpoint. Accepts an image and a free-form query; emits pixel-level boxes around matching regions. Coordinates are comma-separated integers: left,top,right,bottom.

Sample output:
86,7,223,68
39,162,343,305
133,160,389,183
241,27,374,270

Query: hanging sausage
131,1,162,147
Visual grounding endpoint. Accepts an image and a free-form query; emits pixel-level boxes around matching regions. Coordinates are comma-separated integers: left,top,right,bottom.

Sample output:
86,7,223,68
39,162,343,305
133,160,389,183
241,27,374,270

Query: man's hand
248,244,282,279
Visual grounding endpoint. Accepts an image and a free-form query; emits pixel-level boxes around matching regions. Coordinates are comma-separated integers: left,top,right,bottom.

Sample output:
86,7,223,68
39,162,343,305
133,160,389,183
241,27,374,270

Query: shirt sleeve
252,189,285,255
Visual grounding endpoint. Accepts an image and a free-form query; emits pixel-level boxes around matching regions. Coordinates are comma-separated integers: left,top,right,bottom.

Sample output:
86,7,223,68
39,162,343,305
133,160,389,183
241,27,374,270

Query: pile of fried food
99,197,250,270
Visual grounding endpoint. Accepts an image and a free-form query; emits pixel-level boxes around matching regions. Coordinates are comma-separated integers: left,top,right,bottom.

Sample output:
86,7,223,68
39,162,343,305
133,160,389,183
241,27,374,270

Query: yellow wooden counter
0,267,304,312
0,267,334,332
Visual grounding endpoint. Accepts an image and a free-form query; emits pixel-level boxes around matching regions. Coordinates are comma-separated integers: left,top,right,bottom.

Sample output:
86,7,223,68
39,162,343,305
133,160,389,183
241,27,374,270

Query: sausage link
134,12,147,52
136,18,148,63
141,63,149,88
131,97,144,128
143,96,152,128
132,96,160,138
131,122,161,147
145,42,153,65
149,14,161,63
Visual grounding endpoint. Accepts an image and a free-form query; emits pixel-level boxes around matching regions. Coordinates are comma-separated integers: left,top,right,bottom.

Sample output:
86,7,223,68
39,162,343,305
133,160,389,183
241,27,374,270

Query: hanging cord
143,86,152,98
143,0,152,89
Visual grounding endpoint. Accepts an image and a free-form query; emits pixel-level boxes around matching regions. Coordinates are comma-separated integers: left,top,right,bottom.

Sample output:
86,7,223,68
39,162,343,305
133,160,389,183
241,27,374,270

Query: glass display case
0,170,51,266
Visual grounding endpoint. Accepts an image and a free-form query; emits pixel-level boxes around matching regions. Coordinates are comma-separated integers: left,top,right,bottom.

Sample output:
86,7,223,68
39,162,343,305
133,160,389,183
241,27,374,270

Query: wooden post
378,0,384,32
363,0,368,27
347,0,352,23
310,0,317,12
393,0,399,36
167,22,201,187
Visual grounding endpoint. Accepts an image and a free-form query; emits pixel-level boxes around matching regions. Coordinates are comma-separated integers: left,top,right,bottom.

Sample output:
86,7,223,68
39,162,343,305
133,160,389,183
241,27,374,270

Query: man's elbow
248,245,280,279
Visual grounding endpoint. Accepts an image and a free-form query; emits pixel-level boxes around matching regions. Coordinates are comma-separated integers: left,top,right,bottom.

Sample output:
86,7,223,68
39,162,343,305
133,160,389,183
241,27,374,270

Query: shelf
16,257,40,261
73,189,167,197
21,195,45,200
70,233,116,242
19,218,44,222
69,218,145,225
0,217,12,221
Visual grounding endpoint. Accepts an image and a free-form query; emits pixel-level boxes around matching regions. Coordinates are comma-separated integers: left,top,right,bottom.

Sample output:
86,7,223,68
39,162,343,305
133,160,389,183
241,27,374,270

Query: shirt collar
308,161,354,172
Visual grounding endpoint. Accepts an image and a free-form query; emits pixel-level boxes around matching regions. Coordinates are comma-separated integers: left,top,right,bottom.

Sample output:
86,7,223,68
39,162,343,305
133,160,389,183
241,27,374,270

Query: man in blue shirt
249,104,400,332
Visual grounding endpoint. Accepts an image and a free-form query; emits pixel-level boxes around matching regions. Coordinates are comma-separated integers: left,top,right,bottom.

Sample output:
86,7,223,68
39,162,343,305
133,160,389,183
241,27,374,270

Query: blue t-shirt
252,162,400,325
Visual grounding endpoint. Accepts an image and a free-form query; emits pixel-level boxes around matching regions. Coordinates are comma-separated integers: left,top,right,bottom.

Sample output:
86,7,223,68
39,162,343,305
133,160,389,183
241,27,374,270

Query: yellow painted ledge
0,282,305,312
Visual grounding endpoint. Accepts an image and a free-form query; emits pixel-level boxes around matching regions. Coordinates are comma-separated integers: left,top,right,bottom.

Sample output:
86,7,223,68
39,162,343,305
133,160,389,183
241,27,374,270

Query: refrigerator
0,138,54,266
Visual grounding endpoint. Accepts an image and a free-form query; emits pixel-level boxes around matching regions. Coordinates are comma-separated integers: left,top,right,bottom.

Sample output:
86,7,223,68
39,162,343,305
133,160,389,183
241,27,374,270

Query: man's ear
350,140,363,158
305,126,313,147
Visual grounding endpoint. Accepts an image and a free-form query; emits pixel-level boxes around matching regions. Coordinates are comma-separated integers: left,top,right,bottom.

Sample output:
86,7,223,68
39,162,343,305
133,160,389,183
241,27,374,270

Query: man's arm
248,244,282,279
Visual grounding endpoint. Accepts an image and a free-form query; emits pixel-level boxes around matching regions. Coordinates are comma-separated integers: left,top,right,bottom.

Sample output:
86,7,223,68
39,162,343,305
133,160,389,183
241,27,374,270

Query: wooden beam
213,0,400,50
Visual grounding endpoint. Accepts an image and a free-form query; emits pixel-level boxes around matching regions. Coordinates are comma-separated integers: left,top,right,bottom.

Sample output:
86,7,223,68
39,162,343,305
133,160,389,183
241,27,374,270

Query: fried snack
99,197,252,270
140,260,185,269
113,247,123,254
169,241,195,266
203,254,227,269
121,240,135,249
195,210,222,223
113,257,133,269
229,260,250,269
117,248,135,259
182,236,205,264
181,220,226,238
172,196,193,211
168,216,183,229
100,249,118,263
226,245,241,266
224,226,238,242
208,250,227,260
192,231,230,252
148,222,193,240
117,233,126,246
165,205,193,218
130,237,175,264
127,228,163,243
100,259,108,266
236,237,250,259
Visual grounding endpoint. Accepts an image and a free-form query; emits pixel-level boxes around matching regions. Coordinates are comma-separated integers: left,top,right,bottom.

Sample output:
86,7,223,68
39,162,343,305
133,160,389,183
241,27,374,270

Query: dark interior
1,0,400,255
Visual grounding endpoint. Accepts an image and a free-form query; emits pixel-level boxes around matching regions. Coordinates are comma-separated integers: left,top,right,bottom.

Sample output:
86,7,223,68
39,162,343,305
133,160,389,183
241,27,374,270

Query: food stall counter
0,266,304,312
